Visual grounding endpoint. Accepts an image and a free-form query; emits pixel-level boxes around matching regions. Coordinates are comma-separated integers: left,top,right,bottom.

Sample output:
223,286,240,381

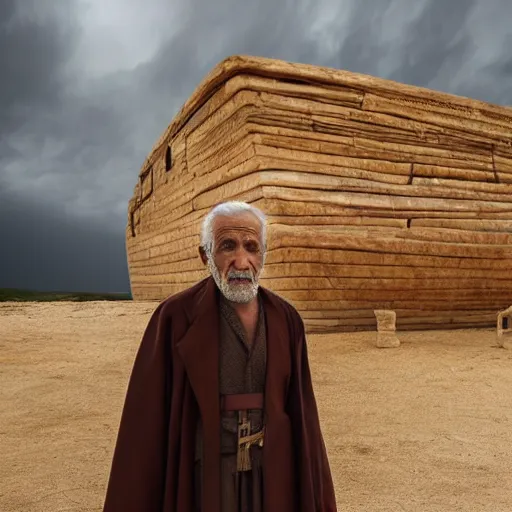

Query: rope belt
220,393,265,472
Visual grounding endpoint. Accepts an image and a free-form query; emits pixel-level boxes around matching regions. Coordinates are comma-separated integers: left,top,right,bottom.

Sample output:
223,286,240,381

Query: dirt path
1,301,511,511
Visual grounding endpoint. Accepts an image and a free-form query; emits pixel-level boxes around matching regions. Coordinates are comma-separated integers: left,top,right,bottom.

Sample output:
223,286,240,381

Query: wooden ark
126,55,512,333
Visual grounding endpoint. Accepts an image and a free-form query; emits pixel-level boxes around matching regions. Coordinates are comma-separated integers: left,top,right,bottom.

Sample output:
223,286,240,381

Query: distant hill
0,288,132,302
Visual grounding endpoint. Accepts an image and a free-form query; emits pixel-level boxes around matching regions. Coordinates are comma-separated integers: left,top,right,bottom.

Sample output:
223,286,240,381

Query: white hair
200,201,267,255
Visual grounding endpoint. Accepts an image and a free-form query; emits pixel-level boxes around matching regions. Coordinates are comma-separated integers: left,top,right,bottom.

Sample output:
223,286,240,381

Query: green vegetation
0,288,132,302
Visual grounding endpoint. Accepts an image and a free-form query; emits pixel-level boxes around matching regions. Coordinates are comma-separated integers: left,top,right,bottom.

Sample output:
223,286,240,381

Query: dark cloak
102,276,337,512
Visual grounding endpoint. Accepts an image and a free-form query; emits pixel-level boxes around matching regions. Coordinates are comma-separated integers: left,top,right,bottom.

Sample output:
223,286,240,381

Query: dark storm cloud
384,0,479,91
0,188,129,293
1,0,512,292
134,0,327,154
0,0,78,197
0,0,79,136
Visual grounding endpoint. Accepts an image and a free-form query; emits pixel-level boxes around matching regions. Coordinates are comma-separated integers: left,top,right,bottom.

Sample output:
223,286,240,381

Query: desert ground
1,301,511,512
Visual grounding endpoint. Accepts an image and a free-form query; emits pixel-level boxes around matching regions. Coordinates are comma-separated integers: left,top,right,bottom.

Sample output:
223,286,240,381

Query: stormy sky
1,0,511,293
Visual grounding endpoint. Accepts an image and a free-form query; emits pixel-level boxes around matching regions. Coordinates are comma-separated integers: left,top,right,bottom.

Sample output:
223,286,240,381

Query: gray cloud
0,0,79,135
385,0,479,90
0,188,128,293
1,0,511,292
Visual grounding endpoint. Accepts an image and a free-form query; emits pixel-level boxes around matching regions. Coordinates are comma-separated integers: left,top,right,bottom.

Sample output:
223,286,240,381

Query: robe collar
176,275,289,414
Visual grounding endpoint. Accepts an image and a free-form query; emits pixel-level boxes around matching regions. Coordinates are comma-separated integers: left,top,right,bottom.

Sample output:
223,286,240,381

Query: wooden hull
126,55,512,333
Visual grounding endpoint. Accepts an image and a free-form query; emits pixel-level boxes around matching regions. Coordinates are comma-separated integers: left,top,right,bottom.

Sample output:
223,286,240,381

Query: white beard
207,258,260,304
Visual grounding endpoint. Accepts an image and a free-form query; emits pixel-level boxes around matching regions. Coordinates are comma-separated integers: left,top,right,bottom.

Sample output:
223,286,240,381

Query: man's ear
198,246,208,266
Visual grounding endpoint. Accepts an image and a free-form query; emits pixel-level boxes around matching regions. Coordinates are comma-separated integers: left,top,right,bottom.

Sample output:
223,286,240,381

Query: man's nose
232,248,251,270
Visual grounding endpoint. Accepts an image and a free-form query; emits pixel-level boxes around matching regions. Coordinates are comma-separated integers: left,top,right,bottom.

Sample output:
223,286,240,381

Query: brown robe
195,294,267,511
102,276,337,512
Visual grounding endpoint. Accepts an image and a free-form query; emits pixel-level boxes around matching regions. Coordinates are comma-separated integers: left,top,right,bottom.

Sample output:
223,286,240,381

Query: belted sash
220,392,264,411
220,393,265,471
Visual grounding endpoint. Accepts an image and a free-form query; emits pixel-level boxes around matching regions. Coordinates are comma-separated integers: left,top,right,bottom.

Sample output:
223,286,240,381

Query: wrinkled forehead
212,213,262,241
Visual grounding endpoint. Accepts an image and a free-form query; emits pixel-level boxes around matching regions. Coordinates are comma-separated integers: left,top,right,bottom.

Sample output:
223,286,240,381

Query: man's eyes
244,242,260,252
219,240,260,252
220,240,236,250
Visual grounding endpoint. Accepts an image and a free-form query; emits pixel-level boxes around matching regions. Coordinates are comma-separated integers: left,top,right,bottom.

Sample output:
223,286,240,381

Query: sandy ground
1,301,512,512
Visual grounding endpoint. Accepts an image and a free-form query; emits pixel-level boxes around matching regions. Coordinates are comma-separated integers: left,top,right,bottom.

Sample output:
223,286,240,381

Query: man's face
204,212,265,303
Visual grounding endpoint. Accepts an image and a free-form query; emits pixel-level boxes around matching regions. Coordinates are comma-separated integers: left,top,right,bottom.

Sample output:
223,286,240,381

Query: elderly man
102,201,337,512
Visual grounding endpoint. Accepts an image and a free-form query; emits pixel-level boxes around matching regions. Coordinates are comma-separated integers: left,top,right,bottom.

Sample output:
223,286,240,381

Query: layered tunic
195,294,267,512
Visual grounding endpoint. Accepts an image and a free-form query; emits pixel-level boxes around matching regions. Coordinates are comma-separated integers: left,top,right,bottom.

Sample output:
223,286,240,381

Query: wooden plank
152,147,259,225
186,89,258,152
129,248,200,268
135,209,206,242
362,93,512,143
258,92,498,150
230,73,364,106
391,322,494,332
151,180,196,213
411,177,512,196
252,143,412,177
182,82,232,137
260,263,509,280
498,173,512,184
300,308,499,320
196,151,412,197
230,56,512,126
305,317,376,327
250,121,425,168
259,93,414,137
304,312,497,329
260,185,512,214
188,130,255,176
183,73,362,143
396,313,497,325
263,247,511,269
495,153,512,172
129,257,203,273
267,224,512,259
252,197,512,220
287,299,510,311
131,284,188,299
255,153,411,183
143,145,260,233
194,170,416,211
273,288,511,302
187,97,260,163
128,233,199,261
411,218,512,232
300,309,376,319
254,136,493,171
353,135,493,168
306,325,374,333
249,107,314,132
187,109,253,170
192,170,512,215
130,270,207,285
266,215,408,228
412,164,495,182
395,226,512,246
260,276,511,291
144,201,195,232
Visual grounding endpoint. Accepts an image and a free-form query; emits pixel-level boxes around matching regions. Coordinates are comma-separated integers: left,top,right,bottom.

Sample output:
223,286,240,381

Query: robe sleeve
102,301,172,512
286,307,338,512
